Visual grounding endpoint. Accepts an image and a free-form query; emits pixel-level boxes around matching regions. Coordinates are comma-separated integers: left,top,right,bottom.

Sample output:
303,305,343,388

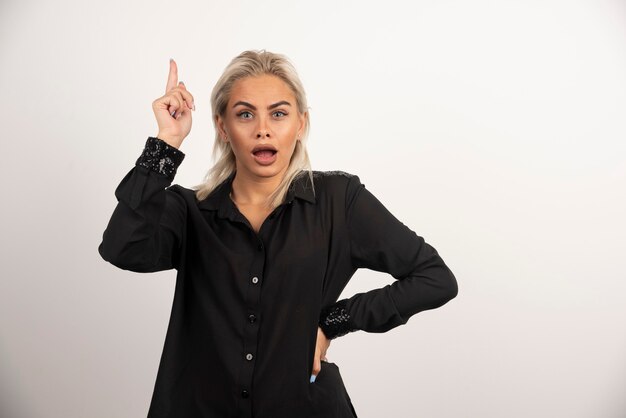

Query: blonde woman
98,50,458,418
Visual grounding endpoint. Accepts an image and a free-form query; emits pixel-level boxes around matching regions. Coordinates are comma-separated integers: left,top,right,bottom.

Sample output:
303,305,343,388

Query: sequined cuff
319,299,358,340
135,136,185,180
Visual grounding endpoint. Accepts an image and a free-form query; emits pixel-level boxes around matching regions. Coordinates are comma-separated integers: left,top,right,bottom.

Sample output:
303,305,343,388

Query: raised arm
98,58,195,273
319,174,458,339
97,136,187,272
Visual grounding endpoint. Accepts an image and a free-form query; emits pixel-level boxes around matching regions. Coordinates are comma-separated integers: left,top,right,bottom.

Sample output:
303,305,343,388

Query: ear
215,114,228,141
297,110,308,140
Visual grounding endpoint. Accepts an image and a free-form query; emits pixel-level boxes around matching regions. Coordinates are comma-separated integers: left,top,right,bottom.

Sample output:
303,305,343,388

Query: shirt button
246,353,254,361
257,243,263,251
251,276,259,284
248,314,257,323
241,389,249,398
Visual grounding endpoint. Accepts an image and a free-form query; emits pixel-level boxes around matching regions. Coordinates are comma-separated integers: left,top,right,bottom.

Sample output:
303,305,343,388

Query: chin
243,162,280,176
256,166,285,177
246,155,287,175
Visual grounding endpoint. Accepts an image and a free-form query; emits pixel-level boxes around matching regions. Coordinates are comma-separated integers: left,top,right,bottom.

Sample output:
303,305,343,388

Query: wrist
318,299,358,340
136,136,186,180
156,133,183,149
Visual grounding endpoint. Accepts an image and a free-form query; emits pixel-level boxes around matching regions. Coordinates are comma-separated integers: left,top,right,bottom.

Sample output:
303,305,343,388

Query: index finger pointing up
166,58,178,93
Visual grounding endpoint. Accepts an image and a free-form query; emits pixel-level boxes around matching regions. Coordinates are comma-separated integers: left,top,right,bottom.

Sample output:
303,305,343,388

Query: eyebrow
232,100,292,110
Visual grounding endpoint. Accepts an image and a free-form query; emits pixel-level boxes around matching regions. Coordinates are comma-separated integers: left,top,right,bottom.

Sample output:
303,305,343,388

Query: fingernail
170,110,176,117
170,58,173,63
310,374,316,383
192,102,196,111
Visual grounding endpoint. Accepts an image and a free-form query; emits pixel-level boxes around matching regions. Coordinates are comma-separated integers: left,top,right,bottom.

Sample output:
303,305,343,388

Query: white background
1,0,625,417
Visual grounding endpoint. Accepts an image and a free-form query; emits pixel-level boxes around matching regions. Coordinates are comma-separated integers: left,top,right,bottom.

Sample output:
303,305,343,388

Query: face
216,74,307,180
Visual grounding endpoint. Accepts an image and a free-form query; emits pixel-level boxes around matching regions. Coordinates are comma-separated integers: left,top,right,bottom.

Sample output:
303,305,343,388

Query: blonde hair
192,49,314,209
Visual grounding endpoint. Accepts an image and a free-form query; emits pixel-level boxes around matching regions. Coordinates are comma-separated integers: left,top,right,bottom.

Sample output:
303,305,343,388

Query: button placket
236,234,266,412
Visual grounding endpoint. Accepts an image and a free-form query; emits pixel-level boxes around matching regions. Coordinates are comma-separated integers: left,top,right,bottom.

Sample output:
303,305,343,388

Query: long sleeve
319,174,458,340
98,136,187,273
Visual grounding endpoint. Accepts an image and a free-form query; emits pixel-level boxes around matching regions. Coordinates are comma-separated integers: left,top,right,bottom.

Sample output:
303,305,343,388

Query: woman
98,50,458,418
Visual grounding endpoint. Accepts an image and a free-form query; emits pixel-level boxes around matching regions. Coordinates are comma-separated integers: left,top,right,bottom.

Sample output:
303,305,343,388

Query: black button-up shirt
98,136,458,418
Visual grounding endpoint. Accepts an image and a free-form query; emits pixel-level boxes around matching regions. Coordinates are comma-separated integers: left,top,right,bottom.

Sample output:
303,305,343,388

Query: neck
230,168,287,206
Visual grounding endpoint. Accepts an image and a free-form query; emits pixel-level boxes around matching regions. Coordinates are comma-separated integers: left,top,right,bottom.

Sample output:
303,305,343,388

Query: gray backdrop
1,0,625,417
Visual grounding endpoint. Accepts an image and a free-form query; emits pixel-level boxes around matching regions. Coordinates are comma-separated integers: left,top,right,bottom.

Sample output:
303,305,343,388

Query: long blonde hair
192,49,314,208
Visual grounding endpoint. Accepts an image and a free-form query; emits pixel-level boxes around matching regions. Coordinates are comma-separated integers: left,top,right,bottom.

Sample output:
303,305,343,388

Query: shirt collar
197,170,316,218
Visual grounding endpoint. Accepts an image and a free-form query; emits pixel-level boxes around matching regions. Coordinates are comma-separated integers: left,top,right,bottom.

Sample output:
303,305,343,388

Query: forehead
229,74,295,104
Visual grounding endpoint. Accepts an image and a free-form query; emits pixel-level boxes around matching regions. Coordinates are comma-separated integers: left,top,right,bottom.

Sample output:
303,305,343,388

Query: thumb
310,357,321,383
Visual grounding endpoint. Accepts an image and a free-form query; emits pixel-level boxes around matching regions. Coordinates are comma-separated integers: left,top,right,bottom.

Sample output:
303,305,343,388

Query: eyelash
237,110,287,119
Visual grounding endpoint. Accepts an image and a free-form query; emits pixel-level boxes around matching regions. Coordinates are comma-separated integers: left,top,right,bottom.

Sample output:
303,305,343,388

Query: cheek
282,123,300,136
282,140,299,159
228,123,251,136
227,139,246,156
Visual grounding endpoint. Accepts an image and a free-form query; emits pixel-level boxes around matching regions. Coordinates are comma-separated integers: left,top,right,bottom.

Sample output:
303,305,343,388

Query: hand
152,58,195,149
310,326,331,383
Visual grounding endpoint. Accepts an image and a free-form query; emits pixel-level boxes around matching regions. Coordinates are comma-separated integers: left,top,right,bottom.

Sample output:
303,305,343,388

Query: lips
252,145,277,161
251,144,278,165
252,144,277,155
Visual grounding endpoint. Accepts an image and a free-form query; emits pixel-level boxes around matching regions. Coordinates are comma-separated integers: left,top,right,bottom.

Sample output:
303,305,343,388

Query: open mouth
252,149,277,158
251,146,278,165
252,145,278,158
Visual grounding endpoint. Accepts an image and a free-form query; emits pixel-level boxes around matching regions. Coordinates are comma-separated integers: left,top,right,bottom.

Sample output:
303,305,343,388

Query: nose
256,117,271,139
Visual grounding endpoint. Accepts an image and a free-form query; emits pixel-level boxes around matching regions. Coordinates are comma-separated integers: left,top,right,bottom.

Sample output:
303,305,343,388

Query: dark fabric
135,136,185,179
318,298,358,339
98,136,459,418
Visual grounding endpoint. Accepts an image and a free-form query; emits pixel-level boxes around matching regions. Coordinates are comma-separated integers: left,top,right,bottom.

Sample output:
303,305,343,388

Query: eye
237,111,253,119
273,110,287,118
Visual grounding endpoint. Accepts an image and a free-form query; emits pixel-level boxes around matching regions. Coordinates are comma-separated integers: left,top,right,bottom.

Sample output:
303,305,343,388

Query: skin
152,59,330,381
216,74,305,206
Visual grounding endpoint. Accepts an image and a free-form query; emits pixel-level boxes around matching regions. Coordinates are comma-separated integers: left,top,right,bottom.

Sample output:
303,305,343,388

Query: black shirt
98,136,458,418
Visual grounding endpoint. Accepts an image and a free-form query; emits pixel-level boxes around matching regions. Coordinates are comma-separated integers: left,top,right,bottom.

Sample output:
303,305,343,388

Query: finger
165,58,178,93
153,93,181,118
310,355,321,383
163,90,185,117
169,91,188,118
178,81,195,110
165,95,181,117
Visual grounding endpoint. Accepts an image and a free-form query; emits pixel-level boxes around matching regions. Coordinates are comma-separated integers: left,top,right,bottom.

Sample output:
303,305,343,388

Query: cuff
135,136,186,180
318,299,358,340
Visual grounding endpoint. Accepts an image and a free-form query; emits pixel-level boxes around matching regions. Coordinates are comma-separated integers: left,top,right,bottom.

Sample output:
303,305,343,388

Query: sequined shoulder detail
311,170,354,178
135,136,186,180
318,299,358,340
